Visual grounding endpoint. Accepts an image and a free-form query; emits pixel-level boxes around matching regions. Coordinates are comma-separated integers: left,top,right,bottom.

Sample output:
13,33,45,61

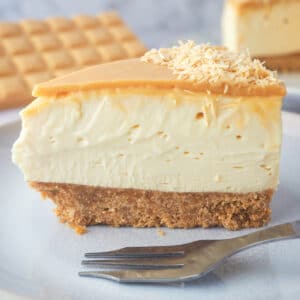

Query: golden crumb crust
30,182,274,233
33,42,286,99
257,51,300,71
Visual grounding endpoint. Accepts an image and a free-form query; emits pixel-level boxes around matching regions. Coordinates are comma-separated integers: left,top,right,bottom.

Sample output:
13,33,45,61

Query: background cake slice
222,0,300,71
12,41,286,232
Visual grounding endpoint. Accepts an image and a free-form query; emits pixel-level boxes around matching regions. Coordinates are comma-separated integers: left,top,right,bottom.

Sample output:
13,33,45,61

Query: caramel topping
33,42,286,98
228,0,297,12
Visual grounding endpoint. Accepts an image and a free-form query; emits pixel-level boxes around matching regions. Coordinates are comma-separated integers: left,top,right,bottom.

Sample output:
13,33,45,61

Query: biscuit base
257,52,300,71
30,182,274,232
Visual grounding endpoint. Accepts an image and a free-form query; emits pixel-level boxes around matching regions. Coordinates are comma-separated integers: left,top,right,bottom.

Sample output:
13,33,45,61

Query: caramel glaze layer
33,59,286,98
228,0,298,14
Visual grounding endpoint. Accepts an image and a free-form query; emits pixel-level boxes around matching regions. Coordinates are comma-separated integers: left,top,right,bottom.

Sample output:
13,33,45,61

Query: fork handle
228,221,300,253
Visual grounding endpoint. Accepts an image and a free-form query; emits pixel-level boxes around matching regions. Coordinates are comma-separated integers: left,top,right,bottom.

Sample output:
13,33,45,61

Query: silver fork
79,220,300,283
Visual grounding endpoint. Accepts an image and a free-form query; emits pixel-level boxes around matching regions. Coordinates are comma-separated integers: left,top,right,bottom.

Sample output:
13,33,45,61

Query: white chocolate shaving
141,41,281,89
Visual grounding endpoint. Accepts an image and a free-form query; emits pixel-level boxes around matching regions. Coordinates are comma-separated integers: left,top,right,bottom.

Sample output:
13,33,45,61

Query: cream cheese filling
223,1,300,56
12,90,282,193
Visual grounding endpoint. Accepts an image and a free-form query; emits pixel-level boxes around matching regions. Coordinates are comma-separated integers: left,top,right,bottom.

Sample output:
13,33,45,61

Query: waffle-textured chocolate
0,12,147,109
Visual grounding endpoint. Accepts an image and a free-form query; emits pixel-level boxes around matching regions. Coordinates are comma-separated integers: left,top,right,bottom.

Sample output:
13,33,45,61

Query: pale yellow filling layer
12,90,282,193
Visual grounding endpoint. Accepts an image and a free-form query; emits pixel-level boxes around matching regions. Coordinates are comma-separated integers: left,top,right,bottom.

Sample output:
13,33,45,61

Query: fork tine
79,268,194,283
85,246,184,259
81,259,184,270
79,271,122,282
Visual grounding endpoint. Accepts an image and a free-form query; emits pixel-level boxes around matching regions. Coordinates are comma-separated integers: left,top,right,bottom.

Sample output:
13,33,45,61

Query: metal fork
79,220,300,283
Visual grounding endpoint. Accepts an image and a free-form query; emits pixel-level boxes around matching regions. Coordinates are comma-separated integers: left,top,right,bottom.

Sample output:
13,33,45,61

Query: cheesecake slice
222,0,300,71
12,41,286,232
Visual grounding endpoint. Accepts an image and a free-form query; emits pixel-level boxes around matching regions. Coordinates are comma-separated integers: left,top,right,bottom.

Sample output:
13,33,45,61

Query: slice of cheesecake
12,41,286,233
222,0,300,71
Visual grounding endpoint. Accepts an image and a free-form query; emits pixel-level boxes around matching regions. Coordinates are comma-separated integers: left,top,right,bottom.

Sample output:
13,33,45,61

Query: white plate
280,72,300,91
0,110,300,300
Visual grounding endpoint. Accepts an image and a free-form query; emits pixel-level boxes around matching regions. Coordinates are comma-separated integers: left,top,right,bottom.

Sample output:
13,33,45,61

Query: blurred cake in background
222,0,300,71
